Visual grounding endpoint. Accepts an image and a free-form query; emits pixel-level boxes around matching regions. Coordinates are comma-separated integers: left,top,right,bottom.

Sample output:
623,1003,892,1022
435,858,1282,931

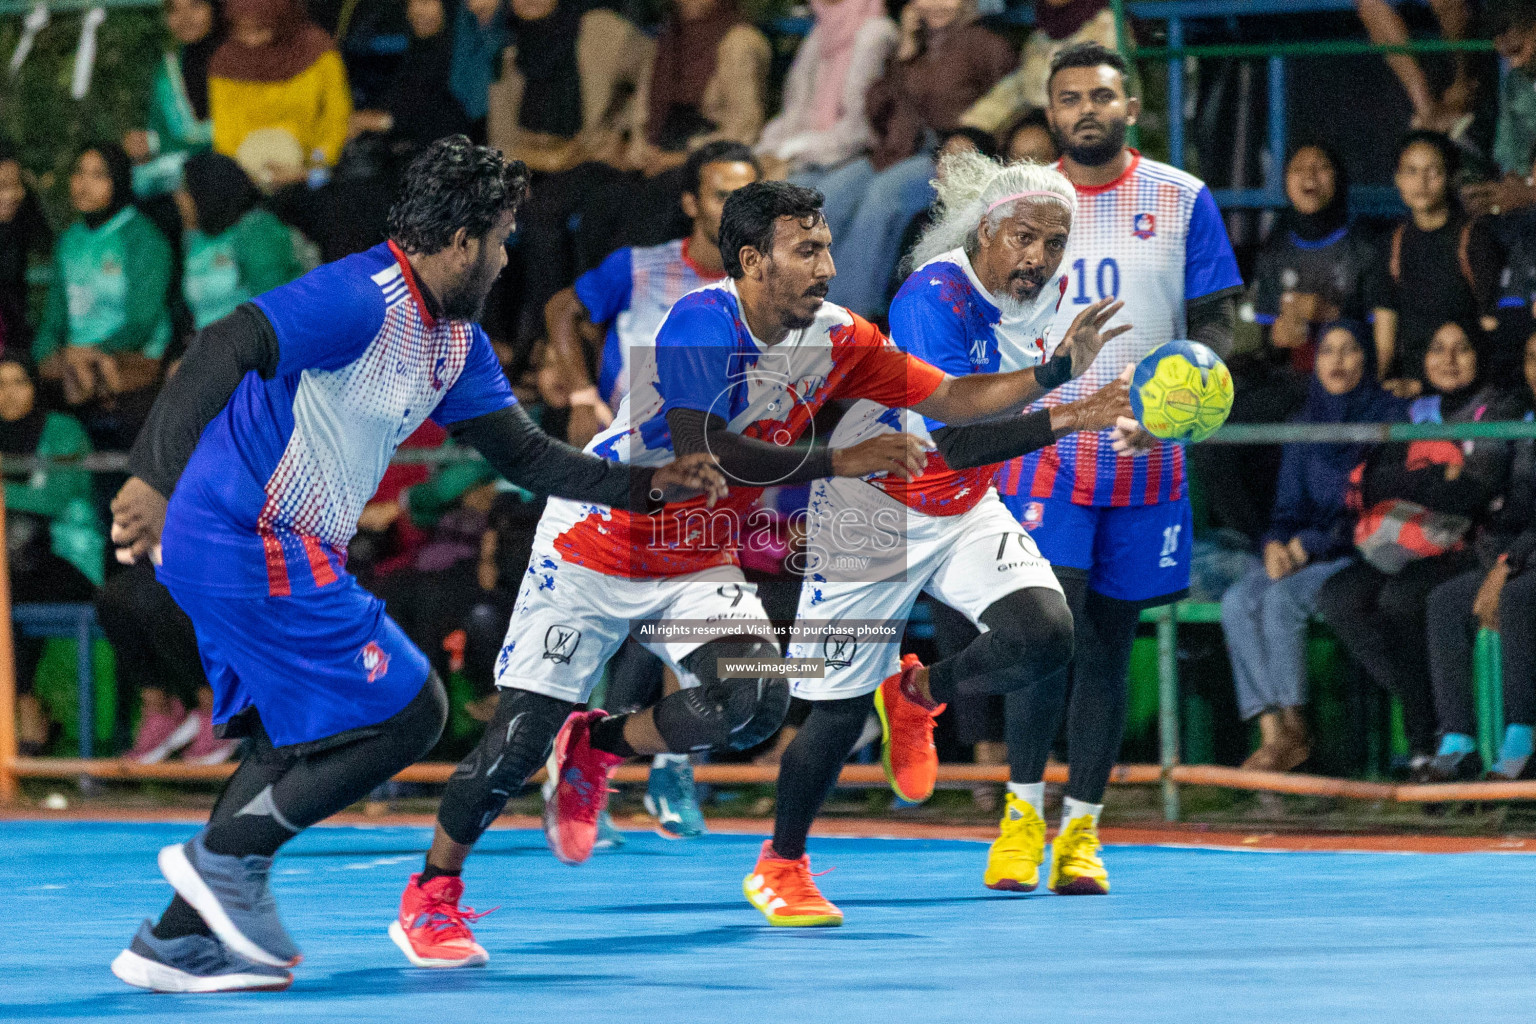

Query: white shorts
494,551,777,703
787,479,1061,701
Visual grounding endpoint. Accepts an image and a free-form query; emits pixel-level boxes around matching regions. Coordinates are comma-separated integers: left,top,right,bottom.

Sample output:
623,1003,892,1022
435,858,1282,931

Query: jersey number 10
1071,257,1121,305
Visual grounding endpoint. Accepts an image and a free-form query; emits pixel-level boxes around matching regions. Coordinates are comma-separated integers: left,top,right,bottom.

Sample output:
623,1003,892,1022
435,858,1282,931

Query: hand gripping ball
1128,340,1234,443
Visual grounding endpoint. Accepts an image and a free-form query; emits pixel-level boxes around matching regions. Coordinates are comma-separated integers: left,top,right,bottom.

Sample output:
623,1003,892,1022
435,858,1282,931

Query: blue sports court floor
5,820,1536,1023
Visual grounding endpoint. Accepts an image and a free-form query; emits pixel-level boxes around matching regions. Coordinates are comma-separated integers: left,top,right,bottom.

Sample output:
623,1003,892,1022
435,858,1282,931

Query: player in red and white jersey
988,43,1243,897
392,181,1095,967
745,154,1136,928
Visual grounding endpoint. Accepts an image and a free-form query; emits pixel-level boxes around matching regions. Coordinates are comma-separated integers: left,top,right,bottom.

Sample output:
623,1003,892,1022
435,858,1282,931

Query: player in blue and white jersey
988,44,1243,895
105,137,724,994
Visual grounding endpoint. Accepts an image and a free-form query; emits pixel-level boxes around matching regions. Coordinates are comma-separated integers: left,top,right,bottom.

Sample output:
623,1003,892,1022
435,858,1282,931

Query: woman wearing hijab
755,0,897,183
1425,328,1536,782
1221,322,1406,773
0,141,51,354
176,152,299,330
1195,143,1387,543
352,0,472,147
35,144,173,450
125,0,224,197
0,353,98,754
1317,319,1507,774
208,0,351,186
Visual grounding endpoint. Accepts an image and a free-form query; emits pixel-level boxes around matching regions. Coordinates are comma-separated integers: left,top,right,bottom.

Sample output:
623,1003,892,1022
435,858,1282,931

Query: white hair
906,150,1076,274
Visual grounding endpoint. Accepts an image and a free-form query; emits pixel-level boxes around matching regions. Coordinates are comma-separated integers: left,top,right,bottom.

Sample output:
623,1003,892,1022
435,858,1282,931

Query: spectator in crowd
1376,131,1502,398
821,0,1013,316
448,0,508,144
1317,319,1505,771
754,0,897,185
1354,0,1475,136
887,125,997,303
1425,328,1536,781
0,353,97,754
268,132,416,263
541,141,760,447
999,107,1058,164
124,0,223,198
961,0,1120,134
350,0,474,148
208,0,351,188
0,142,51,354
1463,0,1536,217
487,0,651,172
1196,143,1385,541
175,152,299,330
1493,174,1536,375
98,562,237,764
1221,322,1404,773
34,144,172,451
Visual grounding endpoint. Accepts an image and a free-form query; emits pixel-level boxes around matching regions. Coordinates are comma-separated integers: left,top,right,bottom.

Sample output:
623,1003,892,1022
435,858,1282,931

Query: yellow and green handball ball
1128,340,1235,443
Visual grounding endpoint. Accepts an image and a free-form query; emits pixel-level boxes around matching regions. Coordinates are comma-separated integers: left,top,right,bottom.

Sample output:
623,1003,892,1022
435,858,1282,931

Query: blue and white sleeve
432,326,517,426
1185,186,1244,302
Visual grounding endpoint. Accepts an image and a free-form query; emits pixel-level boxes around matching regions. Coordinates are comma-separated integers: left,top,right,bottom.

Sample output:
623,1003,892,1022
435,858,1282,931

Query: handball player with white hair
744,152,1135,928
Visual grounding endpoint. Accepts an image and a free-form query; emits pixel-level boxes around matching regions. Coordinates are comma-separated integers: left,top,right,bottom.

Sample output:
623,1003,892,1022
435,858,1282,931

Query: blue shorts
161,574,431,748
998,494,1193,604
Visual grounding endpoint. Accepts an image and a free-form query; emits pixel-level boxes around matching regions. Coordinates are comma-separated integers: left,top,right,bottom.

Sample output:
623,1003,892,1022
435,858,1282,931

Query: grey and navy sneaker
644,755,707,839
111,920,292,993
158,832,301,968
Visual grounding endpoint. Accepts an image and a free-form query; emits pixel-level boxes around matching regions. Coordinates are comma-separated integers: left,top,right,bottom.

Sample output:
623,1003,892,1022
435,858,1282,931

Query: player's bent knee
657,638,789,752
981,587,1076,680
402,670,451,761
437,686,573,846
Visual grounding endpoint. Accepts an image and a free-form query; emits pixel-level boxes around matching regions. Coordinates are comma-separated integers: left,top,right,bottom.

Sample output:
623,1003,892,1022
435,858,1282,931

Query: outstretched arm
913,298,1129,426
666,408,929,486
931,373,1133,470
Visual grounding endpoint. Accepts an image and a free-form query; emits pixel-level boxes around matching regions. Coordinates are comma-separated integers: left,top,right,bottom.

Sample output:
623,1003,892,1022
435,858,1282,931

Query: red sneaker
388,873,492,968
874,653,943,804
128,699,197,764
181,712,240,766
544,710,625,865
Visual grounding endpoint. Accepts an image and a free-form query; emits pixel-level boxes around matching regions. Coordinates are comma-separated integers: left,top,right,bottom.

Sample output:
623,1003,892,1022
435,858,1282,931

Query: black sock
927,659,960,705
588,714,638,758
419,862,462,884
771,694,873,860
152,894,212,940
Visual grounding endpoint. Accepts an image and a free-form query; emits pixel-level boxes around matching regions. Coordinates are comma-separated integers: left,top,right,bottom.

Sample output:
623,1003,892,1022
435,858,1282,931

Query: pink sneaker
543,710,625,865
128,699,197,764
182,712,241,766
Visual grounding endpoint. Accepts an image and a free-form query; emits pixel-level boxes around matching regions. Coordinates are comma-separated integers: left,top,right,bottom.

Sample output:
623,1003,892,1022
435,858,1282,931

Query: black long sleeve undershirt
930,409,1057,470
128,301,652,511
1186,291,1239,358
666,407,834,487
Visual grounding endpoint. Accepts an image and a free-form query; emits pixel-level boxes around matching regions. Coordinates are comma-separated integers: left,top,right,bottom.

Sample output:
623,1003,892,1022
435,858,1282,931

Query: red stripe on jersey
1142,444,1165,505
1171,445,1186,500
1111,453,1134,507
302,535,339,588
1072,434,1099,505
1002,456,1022,494
1030,447,1060,498
387,240,436,328
260,529,291,597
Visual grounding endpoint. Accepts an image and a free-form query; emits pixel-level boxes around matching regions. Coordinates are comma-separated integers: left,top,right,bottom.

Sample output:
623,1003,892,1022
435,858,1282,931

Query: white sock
652,752,689,769
1061,797,1102,831
1005,781,1045,817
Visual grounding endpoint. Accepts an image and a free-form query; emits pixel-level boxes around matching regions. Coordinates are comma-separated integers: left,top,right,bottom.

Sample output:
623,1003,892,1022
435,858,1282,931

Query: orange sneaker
742,841,843,927
874,653,943,803
389,873,492,968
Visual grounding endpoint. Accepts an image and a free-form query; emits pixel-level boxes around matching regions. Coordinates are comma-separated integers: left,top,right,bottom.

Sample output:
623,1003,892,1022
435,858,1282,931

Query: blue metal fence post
1167,17,1184,169
1267,55,1287,204
1157,605,1181,821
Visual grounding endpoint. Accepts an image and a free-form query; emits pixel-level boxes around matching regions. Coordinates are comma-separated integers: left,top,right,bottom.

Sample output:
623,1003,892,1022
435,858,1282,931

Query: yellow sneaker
1049,815,1110,895
983,793,1045,892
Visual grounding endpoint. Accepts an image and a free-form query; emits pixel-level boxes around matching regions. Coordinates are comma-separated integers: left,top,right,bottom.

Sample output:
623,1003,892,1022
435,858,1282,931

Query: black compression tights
771,691,873,860
1003,574,1142,803
155,673,449,939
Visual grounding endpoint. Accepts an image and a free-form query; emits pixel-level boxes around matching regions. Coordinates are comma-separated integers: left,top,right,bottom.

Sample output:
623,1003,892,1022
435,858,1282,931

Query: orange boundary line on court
3,807,1532,854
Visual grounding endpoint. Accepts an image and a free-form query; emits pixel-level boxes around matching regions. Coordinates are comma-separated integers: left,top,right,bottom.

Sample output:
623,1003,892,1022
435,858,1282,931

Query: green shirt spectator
1494,64,1536,177
177,153,300,329
126,0,222,197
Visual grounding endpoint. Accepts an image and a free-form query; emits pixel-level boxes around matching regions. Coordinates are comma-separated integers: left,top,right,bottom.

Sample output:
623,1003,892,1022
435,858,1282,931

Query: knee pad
979,587,1076,681
437,687,572,846
656,639,790,752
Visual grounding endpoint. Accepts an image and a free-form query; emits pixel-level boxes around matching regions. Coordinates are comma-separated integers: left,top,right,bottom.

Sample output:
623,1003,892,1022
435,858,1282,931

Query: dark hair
682,140,761,198
1398,129,1461,179
1002,108,1051,143
1488,0,1536,35
387,135,530,254
938,126,1000,160
719,181,825,279
1047,42,1132,98
184,152,260,236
